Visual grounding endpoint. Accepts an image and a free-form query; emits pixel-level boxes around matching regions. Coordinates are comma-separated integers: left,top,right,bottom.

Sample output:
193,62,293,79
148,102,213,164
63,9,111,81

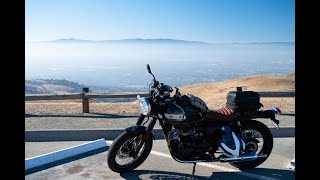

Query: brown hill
25,73,295,115
179,73,295,111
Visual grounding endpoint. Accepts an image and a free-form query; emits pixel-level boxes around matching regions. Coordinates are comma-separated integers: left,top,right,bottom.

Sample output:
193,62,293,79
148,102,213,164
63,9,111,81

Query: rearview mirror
147,64,151,73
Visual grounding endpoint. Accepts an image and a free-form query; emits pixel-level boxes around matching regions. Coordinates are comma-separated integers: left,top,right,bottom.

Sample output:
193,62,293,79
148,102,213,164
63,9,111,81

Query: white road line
106,140,277,180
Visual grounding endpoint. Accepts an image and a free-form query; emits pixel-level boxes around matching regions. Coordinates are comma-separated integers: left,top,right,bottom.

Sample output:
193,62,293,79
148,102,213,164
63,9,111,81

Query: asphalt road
25,137,295,180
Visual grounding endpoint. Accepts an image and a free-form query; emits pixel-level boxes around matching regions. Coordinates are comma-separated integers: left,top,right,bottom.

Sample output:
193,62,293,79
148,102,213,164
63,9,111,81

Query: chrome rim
115,136,146,166
240,129,264,154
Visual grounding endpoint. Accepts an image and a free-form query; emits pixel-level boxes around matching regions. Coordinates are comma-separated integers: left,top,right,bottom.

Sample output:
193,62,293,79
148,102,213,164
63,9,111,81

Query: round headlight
139,97,151,115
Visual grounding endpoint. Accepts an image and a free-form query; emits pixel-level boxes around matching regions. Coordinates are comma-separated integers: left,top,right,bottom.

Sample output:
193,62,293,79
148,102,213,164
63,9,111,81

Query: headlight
137,96,151,115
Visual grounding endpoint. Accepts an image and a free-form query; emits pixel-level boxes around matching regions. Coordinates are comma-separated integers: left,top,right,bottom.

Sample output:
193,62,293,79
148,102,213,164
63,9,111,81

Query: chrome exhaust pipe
219,154,267,162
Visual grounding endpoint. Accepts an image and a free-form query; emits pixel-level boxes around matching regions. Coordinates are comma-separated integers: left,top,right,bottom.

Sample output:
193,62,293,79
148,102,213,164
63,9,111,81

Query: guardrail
25,87,295,113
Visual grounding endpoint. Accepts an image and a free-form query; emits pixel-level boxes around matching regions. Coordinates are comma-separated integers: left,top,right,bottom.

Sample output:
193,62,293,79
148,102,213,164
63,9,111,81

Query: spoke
253,132,261,138
241,129,264,154
115,136,146,166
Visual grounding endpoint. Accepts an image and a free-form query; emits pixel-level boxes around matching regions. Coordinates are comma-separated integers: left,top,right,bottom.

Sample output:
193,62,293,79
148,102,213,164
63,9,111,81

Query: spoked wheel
107,131,153,173
229,120,273,169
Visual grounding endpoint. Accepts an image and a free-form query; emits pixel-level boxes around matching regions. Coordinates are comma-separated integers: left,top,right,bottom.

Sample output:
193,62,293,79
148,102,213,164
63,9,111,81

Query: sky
25,0,295,43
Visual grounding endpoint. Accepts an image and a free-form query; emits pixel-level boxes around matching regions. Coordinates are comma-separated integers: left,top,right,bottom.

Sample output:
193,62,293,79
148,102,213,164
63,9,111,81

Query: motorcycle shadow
120,168,295,180
120,170,206,180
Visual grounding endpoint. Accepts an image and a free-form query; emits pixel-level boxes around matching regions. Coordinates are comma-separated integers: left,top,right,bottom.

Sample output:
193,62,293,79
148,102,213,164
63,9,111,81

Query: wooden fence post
82,87,89,113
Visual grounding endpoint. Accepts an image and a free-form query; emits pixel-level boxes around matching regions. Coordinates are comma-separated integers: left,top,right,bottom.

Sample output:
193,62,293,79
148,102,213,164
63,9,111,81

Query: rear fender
253,110,280,129
253,110,275,119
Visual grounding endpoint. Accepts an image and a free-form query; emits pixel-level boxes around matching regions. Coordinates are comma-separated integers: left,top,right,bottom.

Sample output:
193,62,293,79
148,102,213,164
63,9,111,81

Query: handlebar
146,64,179,103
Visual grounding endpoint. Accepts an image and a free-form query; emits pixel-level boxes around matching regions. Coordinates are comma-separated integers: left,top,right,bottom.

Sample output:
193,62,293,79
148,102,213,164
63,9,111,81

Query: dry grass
179,73,295,112
25,73,295,115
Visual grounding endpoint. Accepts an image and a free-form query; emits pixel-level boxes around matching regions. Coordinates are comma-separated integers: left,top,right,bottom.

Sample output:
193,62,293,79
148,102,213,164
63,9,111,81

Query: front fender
125,125,155,140
125,125,147,134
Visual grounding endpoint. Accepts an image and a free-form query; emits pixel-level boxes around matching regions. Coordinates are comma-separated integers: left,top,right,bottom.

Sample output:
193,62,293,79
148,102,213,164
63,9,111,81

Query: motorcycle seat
204,107,241,122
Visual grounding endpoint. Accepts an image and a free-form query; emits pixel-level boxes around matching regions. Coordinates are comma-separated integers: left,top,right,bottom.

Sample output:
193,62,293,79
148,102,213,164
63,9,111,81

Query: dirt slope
25,73,295,115
179,73,295,110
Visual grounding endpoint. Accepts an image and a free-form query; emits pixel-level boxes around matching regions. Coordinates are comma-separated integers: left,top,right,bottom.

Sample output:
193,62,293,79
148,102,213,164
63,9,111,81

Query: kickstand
192,163,196,176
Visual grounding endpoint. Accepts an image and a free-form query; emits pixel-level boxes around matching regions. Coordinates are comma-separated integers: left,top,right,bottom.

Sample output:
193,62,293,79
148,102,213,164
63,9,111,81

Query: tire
229,120,273,169
107,131,153,173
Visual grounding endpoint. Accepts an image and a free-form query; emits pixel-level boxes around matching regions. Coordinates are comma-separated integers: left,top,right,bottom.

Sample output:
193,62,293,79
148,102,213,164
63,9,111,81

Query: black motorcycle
107,64,281,174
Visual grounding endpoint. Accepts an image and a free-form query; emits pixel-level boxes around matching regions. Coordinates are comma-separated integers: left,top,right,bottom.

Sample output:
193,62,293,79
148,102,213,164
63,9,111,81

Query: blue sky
25,0,295,43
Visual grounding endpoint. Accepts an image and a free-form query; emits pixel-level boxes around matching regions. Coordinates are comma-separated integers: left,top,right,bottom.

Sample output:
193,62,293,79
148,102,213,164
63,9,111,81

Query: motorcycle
107,64,281,175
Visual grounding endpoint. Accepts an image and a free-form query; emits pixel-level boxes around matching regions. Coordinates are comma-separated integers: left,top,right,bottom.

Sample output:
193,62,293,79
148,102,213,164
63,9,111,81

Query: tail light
272,107,281,115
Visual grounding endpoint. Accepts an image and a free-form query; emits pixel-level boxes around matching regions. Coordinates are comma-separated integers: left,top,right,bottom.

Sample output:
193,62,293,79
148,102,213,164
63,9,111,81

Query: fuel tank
164,103,203,124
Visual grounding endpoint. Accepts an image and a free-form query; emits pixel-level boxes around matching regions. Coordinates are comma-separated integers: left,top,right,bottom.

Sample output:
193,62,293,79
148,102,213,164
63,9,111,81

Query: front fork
136,114,146,125
133,114,157,157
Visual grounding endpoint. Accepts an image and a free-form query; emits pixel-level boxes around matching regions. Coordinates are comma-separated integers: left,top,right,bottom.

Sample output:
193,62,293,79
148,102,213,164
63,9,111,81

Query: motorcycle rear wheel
107,131,153,173
229,120,273,169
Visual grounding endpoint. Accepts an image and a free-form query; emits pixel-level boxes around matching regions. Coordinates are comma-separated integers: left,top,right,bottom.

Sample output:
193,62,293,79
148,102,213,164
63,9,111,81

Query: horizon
26,0,295,88
26,0,295,43
26,37,295,44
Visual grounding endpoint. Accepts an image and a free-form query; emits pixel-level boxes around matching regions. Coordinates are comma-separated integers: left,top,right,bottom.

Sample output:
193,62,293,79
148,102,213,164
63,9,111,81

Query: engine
168,124,207,160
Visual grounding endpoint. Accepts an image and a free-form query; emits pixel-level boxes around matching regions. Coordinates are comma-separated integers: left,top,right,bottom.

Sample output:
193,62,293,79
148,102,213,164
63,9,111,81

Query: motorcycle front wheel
107,131,153,173
229,120,273,169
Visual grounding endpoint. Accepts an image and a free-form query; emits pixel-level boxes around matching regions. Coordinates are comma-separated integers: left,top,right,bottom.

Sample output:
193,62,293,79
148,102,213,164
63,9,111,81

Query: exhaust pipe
219,154,267,162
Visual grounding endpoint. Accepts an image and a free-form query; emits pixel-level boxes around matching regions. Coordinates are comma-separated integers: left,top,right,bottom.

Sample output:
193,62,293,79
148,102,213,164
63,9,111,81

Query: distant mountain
28,38,294,46
43,38,210,45
249,42,295,45
106,38,210,44
51,38,94,43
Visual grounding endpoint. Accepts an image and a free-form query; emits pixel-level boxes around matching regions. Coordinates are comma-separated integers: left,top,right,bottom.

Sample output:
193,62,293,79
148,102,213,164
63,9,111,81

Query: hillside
25,79,85,94
25,73,295,115
180,73,295,110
